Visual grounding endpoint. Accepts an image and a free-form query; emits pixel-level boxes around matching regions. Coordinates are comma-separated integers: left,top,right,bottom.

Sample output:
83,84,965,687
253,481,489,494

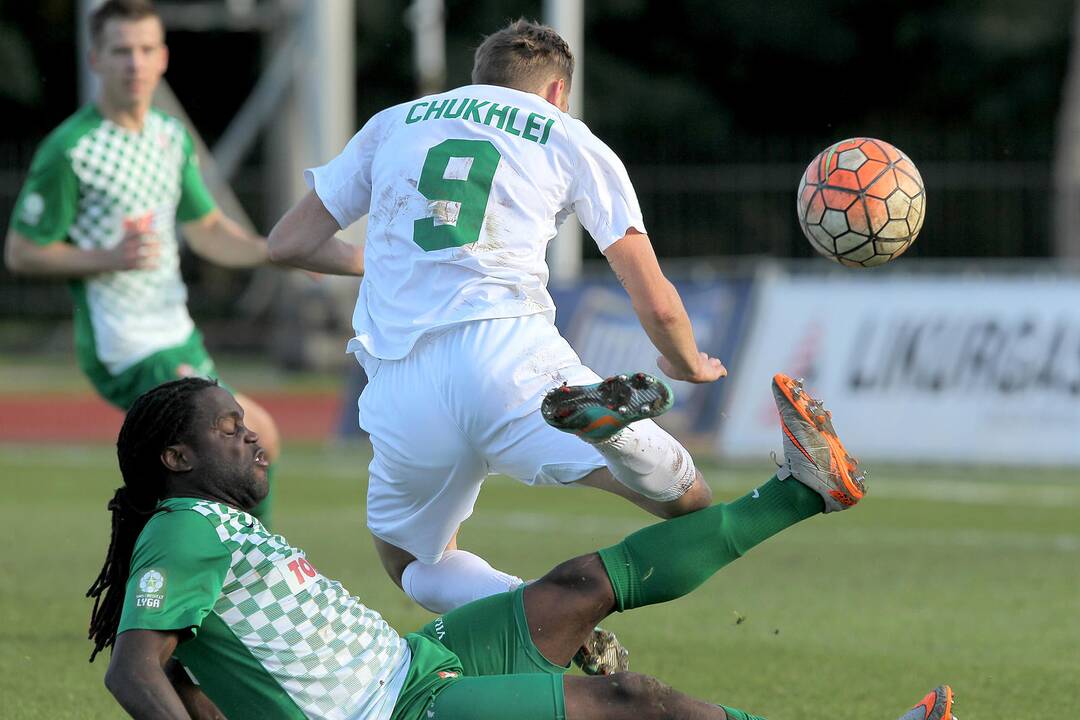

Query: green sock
598,475,823,611
249,465,276,529
719,706,767,720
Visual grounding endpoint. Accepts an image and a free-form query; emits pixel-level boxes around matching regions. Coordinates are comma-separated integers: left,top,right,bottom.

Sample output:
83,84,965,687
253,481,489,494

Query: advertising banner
717,272,1080,465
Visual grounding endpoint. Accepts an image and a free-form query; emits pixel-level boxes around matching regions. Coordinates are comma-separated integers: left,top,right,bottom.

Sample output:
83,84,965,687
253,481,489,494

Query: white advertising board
716,272,1080,465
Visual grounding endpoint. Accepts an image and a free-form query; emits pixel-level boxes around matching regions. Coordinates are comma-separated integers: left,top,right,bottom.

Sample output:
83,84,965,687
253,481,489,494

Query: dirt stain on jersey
370,185,394,226
466,211,508,263
480,213,505,251
376,184,415,242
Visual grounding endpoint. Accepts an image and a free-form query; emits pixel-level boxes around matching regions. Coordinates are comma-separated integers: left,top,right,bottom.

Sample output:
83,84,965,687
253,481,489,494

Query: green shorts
390,586,568,720
80,329,220,410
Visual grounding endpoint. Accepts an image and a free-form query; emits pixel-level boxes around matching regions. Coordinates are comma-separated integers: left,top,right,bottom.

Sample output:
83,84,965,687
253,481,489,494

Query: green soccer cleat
541,372,674,442
572,627,630,676
896,685,957,720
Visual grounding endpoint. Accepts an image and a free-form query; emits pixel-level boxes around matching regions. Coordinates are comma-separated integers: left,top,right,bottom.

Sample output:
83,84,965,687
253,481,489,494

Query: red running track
0,393,342,443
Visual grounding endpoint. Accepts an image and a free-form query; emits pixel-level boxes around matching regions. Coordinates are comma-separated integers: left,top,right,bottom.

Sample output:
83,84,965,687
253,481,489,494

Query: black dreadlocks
86,377,217,662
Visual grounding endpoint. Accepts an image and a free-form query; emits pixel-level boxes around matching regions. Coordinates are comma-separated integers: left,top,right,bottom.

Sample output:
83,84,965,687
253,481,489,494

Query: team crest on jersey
18,192,45,226
135,569,166,609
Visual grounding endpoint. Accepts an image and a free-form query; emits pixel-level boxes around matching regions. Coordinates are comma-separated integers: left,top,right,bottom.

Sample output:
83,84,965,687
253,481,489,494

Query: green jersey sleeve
9,138,79,245
118,508,230,637
176,128,216,223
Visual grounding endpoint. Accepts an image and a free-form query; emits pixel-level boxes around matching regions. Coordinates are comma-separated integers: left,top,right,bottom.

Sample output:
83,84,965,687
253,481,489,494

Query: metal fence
627,161,1053,260
0,157,1056,334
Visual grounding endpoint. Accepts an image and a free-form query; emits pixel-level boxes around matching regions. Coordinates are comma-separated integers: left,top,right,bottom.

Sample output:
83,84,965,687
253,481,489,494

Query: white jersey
305,84,646,360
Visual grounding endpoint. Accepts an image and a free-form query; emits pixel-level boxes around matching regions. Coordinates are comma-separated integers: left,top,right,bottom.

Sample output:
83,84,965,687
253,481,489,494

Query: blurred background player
3,0,288,521
88,376,951,720
268,18,728,626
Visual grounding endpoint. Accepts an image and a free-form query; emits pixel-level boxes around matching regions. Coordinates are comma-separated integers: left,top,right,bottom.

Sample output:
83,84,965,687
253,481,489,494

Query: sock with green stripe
598,475,824,611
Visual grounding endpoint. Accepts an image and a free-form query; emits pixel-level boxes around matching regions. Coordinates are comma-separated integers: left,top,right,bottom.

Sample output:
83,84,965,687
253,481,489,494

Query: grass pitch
2,442,1077,719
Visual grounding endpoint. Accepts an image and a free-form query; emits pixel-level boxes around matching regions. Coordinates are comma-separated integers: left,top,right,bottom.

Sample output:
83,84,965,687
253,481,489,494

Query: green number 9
413,139,501,252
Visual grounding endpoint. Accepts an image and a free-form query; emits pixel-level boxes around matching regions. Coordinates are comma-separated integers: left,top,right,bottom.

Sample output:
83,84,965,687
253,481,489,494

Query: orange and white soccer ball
796,138,925,267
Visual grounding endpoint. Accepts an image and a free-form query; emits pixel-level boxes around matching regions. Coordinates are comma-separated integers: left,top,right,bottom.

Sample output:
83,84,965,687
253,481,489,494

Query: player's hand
110,229,160,271
657,352,727,383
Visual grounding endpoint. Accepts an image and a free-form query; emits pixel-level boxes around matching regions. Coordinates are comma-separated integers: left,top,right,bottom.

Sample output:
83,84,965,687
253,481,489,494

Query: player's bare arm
163,658,227,720
106,629,208,719
4,228,159,277
604,230,726,383
268,190,364,276
181,209,269,268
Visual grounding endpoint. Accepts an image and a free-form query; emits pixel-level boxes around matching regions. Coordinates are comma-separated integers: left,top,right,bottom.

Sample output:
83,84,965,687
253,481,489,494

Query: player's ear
541,77,568,111
161,444,192,473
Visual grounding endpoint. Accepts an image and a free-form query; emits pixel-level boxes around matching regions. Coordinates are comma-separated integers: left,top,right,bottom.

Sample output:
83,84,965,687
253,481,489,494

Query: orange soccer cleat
896,685,957,720
771,373,866,512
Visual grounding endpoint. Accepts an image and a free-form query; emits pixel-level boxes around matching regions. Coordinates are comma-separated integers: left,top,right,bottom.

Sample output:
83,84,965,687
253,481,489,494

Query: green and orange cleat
541,372,674,442
771,373,867,511
896,685,957,720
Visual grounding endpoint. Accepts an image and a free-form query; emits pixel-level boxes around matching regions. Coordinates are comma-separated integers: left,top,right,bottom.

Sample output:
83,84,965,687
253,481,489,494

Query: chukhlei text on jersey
405,97,555,145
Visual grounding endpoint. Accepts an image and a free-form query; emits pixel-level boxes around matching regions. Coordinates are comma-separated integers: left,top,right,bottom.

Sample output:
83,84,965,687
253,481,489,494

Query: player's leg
423,673,738,720
575,456,711,517
563,675,744,720
371,534,419,589
374,531,524,613
540,372,716,512
410,579,759,720
565,680,956,720
417,674,954,720
356,344,520,612
471,317,711,516
458,318,704,671
521,372,865,666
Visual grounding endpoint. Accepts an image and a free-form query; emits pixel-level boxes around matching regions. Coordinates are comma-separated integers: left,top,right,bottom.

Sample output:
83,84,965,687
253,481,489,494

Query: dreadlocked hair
87,376,218,662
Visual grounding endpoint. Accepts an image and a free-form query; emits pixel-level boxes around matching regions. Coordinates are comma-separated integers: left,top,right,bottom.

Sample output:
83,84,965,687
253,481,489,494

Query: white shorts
355,314,609,563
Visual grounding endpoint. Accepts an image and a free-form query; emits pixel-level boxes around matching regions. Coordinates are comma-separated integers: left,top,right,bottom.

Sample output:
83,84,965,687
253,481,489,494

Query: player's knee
658,470,711,518
372,536,415,589
539,553,613,606
685,470,712,508
594,673,678,717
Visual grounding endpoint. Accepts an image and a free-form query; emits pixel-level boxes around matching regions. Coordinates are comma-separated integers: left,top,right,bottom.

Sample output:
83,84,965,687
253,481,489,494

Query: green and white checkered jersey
118,498,411,720
9,105,216,375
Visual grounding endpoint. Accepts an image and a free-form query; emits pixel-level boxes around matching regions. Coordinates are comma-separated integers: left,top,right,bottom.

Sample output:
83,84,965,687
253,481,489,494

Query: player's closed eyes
218,418,243,436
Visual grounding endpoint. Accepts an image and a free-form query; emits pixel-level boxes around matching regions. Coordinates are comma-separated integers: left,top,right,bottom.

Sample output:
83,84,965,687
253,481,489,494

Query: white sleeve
304,108,395,230
566,122,647,253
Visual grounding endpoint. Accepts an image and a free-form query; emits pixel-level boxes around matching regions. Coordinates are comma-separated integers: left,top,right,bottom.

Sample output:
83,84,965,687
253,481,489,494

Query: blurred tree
0,0,1073,260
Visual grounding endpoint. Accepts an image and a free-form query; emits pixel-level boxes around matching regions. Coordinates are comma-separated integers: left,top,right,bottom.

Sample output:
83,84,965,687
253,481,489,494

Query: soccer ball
796,138,925,267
